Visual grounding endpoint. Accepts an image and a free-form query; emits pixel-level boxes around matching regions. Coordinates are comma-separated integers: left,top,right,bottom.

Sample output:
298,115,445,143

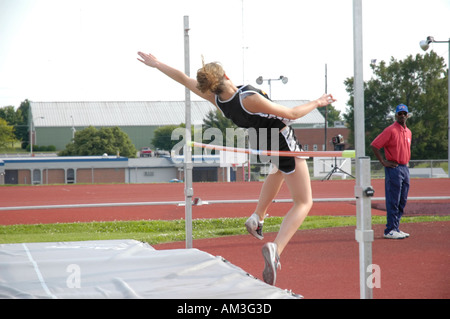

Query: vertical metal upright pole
184,16,193,249
353,0,365,158
353,0,373,299
355,157,374,299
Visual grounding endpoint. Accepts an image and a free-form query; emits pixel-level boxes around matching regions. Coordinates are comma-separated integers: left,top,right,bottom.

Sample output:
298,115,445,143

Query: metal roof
30,101,216,127
30,100,324,127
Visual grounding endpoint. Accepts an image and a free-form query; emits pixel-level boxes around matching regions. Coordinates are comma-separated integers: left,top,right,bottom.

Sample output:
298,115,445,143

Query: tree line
344,50,448,160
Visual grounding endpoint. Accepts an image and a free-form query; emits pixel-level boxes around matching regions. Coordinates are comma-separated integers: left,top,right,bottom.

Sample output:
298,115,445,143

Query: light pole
419,36,450,177
256,75,288,98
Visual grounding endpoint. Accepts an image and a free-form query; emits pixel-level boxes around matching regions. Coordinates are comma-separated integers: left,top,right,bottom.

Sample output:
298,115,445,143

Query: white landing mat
0,239,300,299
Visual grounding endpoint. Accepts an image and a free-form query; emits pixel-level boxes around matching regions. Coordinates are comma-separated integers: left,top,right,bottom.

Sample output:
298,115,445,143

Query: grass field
1,215,448,245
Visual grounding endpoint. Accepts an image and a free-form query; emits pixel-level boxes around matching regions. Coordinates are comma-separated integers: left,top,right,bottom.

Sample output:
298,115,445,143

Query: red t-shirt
371,122,412,165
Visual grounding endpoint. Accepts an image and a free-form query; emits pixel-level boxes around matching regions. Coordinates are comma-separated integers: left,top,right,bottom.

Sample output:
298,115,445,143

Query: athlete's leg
274,157,313,256
253,166,285,221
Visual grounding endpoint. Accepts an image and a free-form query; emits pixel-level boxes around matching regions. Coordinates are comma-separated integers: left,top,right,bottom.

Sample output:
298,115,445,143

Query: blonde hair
196,57,225,95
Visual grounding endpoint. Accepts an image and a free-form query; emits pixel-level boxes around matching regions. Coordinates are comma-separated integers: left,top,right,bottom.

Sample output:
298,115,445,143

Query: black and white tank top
215,85,291,130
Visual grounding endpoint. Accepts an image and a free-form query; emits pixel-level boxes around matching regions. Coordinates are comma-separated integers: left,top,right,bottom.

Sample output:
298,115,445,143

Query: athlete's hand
137,52,159,68
316,94,336,107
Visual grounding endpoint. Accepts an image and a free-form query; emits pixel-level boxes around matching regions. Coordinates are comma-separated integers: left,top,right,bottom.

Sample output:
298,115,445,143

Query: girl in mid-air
137,52,335,285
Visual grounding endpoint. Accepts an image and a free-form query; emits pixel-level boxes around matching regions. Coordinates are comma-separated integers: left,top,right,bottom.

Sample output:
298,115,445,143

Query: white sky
0,0,449,115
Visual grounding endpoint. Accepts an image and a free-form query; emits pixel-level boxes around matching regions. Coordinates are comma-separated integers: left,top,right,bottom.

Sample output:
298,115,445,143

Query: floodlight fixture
419,36,435,51
255,75,289,98
256,76,263,85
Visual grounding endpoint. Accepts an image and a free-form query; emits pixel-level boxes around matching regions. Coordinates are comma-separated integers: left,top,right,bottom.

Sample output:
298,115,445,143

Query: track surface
1,179,449,299
1,179,449,224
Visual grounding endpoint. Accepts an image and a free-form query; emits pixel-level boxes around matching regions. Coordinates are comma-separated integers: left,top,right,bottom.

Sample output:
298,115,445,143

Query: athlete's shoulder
239,84,270,100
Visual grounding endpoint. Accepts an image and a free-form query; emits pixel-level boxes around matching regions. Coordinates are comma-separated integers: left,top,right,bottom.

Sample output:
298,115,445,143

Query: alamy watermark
66,264,81,288
366,264,381,289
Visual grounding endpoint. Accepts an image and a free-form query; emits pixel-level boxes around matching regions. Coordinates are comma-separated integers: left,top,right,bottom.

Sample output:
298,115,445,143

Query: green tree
344,51,448,159
152,124,186,152
0,118,17,148
0,106,21,124
0,103,27,147
16,99,30,148
59,126,137,157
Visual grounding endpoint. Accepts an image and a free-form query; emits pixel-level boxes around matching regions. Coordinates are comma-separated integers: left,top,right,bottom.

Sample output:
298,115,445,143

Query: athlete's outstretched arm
137,52,216,104
242,92,336,120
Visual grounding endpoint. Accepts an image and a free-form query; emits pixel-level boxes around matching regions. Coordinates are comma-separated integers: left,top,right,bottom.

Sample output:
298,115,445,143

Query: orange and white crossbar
191,142,355,158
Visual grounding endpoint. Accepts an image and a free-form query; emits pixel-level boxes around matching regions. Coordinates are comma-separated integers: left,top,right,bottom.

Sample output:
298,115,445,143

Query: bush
59,126,137,158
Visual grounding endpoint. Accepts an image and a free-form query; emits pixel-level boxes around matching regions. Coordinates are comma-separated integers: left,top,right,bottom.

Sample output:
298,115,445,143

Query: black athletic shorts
254,126,303,174
277,126,303,174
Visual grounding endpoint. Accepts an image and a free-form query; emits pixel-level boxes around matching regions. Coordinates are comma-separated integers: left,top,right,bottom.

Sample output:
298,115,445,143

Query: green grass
1,215,448,245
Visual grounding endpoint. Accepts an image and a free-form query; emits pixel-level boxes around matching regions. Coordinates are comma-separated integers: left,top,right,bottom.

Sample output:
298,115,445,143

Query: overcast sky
0,0,449,114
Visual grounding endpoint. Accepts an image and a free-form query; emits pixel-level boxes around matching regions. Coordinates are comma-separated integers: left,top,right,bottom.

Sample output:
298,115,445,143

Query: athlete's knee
292,195,313,211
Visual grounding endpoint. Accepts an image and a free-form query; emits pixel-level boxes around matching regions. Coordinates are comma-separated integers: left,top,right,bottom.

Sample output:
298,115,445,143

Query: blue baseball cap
395,104,408,113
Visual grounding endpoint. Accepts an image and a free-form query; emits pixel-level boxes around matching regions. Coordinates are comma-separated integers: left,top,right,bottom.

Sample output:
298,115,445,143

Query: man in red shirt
371,104,412,239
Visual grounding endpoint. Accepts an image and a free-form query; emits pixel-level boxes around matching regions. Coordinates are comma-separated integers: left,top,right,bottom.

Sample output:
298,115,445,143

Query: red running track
156,221,450,299
0,179,449,299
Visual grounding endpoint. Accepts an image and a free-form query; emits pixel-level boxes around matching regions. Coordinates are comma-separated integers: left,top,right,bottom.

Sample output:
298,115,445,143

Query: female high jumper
137,52,336,285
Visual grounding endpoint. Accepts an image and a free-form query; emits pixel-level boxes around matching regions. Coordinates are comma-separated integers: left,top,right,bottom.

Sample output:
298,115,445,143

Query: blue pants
384,165,410,234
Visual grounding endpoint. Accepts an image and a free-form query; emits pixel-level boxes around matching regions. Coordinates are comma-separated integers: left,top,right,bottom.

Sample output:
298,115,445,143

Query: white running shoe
262,242,281,285
384,230,406,239
245,213,264,240
399,230,410,238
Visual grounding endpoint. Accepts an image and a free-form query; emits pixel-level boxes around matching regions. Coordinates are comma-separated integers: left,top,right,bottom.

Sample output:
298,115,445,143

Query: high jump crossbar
191,142,356,158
